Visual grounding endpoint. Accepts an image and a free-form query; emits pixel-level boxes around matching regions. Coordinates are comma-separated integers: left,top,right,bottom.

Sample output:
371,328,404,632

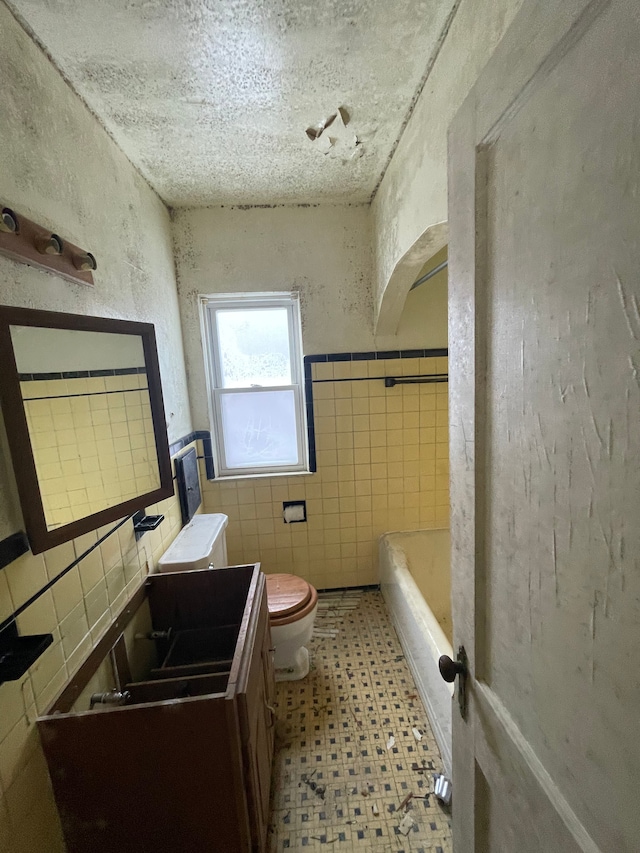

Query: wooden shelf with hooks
0,204,95,286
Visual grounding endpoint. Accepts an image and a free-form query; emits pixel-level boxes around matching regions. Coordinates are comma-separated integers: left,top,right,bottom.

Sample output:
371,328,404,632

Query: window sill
207,470,314,483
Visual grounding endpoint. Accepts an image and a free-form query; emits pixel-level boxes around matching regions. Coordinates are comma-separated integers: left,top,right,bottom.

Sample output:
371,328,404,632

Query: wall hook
35,233,63,255
0,208,18,234
73,251,97,271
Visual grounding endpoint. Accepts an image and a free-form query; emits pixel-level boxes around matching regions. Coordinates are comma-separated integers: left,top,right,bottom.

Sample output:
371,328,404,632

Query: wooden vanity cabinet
37,565,275,853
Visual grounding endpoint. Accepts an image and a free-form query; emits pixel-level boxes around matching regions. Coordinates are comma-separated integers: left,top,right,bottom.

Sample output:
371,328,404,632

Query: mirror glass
10,325,161,531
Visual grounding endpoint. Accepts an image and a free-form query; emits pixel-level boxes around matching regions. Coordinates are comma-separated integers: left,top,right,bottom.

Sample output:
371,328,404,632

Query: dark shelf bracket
0,531,30,572
133,511,165,540
0,621,53,686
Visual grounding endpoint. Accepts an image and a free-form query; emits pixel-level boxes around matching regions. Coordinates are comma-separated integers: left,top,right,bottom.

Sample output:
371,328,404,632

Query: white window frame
200,292,309,478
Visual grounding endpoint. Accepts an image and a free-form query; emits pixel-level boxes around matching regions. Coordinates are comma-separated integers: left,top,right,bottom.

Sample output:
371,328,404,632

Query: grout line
0,515,134,636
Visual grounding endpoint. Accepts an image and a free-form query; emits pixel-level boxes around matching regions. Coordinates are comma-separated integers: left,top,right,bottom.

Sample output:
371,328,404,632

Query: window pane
220,390,299,468
216,308,291,388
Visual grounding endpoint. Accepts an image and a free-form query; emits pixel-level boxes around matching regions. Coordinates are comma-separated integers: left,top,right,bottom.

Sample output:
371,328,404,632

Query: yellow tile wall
22,373,158,529
0,442,192,853
202,356,449,590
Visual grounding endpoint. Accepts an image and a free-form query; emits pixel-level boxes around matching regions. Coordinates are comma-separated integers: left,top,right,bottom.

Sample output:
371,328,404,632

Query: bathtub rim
379,527,453,775
381,527,453,663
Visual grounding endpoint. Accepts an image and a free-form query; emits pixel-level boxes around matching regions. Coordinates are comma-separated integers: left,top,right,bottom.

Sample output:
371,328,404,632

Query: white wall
0,2,191,540
372,0,523,332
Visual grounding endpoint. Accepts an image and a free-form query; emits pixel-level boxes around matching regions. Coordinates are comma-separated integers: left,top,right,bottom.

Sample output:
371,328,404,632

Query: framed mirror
0,306,173,554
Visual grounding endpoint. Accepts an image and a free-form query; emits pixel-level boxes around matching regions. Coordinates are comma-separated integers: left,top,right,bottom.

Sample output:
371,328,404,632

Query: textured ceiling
7,0,456,207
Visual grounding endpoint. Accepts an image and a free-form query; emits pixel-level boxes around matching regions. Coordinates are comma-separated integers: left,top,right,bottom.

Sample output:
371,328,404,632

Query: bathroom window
201,293,308,477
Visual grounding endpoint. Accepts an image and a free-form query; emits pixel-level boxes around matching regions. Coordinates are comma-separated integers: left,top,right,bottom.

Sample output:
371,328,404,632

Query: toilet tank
157,514,228,572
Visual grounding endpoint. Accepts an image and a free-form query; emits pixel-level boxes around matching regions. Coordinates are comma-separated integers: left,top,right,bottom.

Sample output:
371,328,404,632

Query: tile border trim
18,366,147,381
169,429,215,480
304,348,447,364
303,348,448,477
183,351,447,481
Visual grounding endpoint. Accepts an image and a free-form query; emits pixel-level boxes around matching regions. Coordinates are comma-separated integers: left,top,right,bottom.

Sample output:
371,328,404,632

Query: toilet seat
266,573,318,626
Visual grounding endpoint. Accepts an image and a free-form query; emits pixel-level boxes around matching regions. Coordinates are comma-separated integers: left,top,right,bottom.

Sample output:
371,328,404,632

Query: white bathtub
379,528,453,774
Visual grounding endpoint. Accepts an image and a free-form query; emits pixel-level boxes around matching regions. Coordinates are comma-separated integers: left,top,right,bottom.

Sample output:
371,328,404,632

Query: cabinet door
39,697,249,853
256,603,276,828
261,618,276,762
237,580,276,852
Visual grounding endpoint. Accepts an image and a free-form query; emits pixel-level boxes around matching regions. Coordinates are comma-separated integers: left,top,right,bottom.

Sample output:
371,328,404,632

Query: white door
448,1,640,850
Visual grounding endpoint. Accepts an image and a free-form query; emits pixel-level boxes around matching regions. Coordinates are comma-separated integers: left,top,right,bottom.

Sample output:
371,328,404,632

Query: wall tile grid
22,371,157,528
202,355,449,591
0,443,194,853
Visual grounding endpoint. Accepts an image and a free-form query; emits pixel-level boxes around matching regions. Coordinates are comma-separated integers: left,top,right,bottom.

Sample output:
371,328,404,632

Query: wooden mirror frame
0,306,174,554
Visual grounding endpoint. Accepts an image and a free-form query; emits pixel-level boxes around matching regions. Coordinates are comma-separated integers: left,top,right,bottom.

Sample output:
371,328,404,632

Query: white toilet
157,514,318,681
264,573,318,681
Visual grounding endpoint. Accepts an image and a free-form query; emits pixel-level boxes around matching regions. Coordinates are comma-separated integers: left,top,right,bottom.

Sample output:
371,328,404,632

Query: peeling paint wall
173,204,373,429
0,6,191,851
372,0,523,326
173,203,448,430
0,3,191,540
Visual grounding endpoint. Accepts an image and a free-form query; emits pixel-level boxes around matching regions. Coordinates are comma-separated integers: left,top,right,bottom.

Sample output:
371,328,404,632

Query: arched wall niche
375,221,448,337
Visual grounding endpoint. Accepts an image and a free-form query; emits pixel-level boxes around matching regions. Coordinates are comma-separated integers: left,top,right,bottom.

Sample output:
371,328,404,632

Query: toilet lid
266,573,312,618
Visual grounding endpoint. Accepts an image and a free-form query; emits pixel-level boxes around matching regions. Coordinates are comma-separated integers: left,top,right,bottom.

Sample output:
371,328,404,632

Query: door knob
439,646,469,720
438,654,466,683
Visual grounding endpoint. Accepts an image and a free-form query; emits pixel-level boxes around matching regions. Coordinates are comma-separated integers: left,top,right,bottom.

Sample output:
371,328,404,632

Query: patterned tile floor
268,590,453,852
